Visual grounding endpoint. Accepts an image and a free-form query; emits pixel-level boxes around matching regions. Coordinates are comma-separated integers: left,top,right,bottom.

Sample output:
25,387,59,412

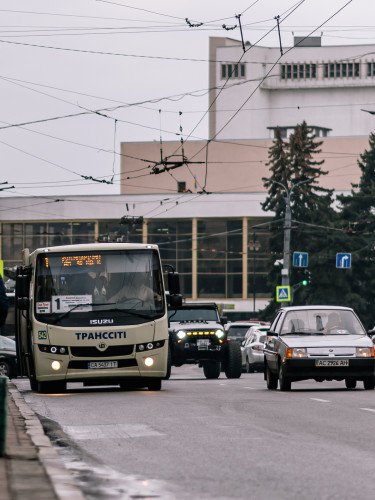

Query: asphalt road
14,366,375,500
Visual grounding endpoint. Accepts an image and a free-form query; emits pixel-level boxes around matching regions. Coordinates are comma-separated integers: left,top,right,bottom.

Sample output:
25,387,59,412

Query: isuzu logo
97,342,108,351
90,319,114,325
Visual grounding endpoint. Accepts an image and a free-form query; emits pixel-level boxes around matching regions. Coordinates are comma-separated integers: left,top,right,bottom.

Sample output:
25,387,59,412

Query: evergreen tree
335,132,375,328
260,122,336,319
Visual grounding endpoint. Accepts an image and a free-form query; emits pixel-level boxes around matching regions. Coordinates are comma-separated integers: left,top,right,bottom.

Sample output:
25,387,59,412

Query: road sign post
336,253,352,269
292,251,309,268
276,286,291,302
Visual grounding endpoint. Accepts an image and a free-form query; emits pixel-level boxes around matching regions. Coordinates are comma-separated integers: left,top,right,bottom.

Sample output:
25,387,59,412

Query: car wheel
147,379,162,391
266,363,278,390
203,361,221,379
363,377,375,390
0,360,11,377
345,378,357,389
224,342,242,379
278,362,291,391
245,357,251,373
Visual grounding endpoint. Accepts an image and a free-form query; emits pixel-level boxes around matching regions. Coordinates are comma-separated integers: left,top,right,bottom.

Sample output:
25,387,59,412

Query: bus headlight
144,357,154,367
215,329,225,339
51,361,61,371
177,330,186,340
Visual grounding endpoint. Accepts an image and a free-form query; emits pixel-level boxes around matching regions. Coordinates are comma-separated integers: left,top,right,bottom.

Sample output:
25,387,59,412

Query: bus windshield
34,249,165,325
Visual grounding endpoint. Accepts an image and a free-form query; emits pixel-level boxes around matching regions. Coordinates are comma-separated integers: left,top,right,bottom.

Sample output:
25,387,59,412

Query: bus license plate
197,339,210,350
315,359,349,367
88,361,118,369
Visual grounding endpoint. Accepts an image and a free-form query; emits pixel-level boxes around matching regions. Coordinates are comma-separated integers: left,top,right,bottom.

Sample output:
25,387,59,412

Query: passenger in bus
108,272,160,308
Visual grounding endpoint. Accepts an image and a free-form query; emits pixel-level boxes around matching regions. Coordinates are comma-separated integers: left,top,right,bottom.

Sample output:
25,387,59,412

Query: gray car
241,327,269,373
264,305,375,391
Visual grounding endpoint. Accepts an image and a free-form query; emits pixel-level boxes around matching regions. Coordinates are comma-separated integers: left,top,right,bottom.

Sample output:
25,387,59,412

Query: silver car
241,327,269,373
264,305,375,391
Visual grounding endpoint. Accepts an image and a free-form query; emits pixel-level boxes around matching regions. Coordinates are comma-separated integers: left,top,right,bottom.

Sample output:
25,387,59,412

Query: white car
241,327,269,373
225,322,262,344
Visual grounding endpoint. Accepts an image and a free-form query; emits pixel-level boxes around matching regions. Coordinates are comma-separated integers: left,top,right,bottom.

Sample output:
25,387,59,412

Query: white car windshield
280,309,366,336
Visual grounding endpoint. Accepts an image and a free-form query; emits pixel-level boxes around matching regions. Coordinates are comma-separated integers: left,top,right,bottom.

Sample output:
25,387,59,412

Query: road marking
310,398,330,403
244,387,255,390
63,424,163,440
360,408,375,413
219,383,227,386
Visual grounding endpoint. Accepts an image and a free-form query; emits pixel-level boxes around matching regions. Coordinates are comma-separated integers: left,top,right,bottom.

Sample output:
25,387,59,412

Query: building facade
1,37,374,318
209,36,375,140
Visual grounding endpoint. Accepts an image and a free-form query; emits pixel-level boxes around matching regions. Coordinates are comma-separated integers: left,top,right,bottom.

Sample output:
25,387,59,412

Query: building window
280,63,317,80
197,219,242,298
148,219,192,297
323,61,361,79
177,181,186,193
221,63,246,79
367,62,375,77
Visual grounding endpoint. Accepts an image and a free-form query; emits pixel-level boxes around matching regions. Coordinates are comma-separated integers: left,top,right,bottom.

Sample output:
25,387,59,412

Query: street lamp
263,177,317,287
249,231,261,312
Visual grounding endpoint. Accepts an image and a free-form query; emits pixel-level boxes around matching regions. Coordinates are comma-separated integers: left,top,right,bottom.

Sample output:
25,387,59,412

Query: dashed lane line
360,408,375,413
310,398,330,403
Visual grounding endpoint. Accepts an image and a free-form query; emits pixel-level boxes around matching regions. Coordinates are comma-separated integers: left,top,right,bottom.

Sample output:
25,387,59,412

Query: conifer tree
260,122,336,318
335,132,375,327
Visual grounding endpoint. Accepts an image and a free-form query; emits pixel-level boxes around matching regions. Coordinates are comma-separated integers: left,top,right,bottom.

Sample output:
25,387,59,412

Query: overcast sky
0,0,373,199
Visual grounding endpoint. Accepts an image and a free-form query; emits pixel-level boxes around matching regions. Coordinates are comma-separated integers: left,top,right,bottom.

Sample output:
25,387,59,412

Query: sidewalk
0,381,84,500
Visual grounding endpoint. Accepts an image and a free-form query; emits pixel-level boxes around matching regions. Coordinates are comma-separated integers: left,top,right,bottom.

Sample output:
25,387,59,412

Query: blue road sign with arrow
293,251,309,268
336,253,351,269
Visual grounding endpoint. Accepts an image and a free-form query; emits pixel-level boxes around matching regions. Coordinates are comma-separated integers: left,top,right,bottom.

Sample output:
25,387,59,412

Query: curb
8,382,85,500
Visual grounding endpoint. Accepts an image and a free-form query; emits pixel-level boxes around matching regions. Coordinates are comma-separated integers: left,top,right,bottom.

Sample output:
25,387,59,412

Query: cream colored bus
15,243,181,393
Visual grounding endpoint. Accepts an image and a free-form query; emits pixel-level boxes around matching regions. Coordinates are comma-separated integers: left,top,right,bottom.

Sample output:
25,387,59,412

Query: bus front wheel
147,379,162,391
37,381,66,394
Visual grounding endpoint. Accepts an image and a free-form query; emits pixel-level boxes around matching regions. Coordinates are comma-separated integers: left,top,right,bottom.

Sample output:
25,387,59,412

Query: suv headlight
356,347,375,358
177,330,186,340
286,347,307,359
215,329,225,339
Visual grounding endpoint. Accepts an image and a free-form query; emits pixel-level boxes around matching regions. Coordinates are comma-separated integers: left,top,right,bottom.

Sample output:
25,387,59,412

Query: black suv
167,302,242,379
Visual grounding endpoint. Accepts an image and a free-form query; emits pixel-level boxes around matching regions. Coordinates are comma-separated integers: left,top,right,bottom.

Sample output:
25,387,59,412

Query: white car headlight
177,330,186,340
215,329,225,339
356,347,374,358
287,347,307,358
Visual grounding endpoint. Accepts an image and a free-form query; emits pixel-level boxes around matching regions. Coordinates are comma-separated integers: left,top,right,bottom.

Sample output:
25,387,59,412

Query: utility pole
264,178,316,288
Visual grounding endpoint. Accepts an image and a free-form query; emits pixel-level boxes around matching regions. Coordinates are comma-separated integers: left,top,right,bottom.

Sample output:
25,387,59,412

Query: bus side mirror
17,297,30,310
167,272,180,295
16,274,30,299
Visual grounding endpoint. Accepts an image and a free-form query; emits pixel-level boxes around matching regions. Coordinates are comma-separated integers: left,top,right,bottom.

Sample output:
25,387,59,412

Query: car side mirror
267,330,277,337
220,316,228,325
367,329,375,336
169,294,182,309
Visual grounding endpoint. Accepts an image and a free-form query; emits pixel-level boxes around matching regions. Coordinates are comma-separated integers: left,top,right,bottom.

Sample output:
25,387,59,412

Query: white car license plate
197,339,210,350
315,359,349,367
88,361,118,369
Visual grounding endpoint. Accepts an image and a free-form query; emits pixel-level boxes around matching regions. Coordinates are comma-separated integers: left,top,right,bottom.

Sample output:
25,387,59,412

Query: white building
208,36,375,139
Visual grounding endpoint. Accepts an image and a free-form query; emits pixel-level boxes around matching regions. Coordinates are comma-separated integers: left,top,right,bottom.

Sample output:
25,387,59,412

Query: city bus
15,243,181,393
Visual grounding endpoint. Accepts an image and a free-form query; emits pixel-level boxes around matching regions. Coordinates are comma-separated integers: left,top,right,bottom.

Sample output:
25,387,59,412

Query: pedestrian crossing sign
276,286,291,302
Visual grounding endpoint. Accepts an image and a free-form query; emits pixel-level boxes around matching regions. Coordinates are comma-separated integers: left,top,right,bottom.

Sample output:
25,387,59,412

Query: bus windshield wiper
104,307,155,320
51,302,117,324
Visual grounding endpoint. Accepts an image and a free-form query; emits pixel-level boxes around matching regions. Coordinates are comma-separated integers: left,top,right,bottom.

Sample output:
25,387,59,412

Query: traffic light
301,270,311,286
